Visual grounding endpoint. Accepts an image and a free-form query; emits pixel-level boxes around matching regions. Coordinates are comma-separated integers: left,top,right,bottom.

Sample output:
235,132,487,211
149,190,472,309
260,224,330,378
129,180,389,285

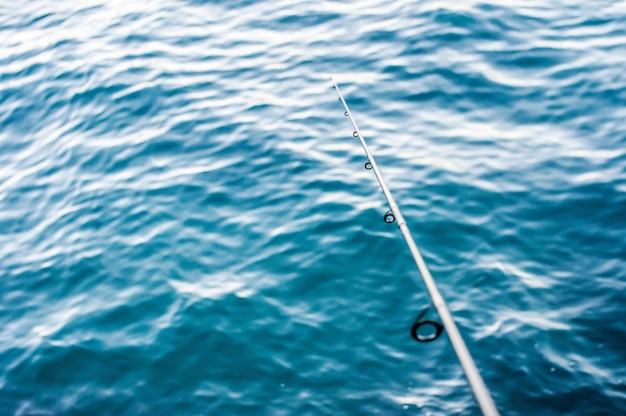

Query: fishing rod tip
329,75,340,90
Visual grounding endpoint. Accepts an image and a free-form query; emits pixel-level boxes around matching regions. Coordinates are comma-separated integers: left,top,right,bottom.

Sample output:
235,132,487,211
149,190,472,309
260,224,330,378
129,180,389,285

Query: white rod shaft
331,78,499,416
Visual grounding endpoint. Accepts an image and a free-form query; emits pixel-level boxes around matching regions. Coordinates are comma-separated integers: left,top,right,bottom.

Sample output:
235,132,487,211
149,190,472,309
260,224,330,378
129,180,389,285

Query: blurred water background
1,0,626,414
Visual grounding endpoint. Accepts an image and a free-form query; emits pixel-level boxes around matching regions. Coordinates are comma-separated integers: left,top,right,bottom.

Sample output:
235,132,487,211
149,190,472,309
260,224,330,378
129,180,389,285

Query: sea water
1,1,625,414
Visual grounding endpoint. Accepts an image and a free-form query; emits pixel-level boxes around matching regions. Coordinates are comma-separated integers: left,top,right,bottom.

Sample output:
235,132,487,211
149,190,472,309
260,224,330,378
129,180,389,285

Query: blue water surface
1,1,626,415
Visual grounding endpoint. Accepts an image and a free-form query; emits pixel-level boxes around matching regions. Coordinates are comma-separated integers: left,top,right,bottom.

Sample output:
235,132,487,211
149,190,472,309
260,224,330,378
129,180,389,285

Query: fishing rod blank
331,77,499,416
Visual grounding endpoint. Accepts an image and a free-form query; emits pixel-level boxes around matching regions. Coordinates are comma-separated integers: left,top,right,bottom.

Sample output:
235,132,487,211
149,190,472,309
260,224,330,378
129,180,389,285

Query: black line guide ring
345,111,349,116
384,210,395,223
411,320,444,342
365,161,373,170
410,304,444,342
353,131,359,137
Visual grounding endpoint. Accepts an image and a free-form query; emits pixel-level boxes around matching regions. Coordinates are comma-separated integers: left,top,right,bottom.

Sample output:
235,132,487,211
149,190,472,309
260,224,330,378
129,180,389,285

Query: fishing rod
331,77,499,416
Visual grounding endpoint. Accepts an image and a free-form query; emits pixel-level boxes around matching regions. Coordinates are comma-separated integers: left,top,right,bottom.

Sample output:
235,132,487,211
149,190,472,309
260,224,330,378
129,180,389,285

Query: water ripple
1,0,626,414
